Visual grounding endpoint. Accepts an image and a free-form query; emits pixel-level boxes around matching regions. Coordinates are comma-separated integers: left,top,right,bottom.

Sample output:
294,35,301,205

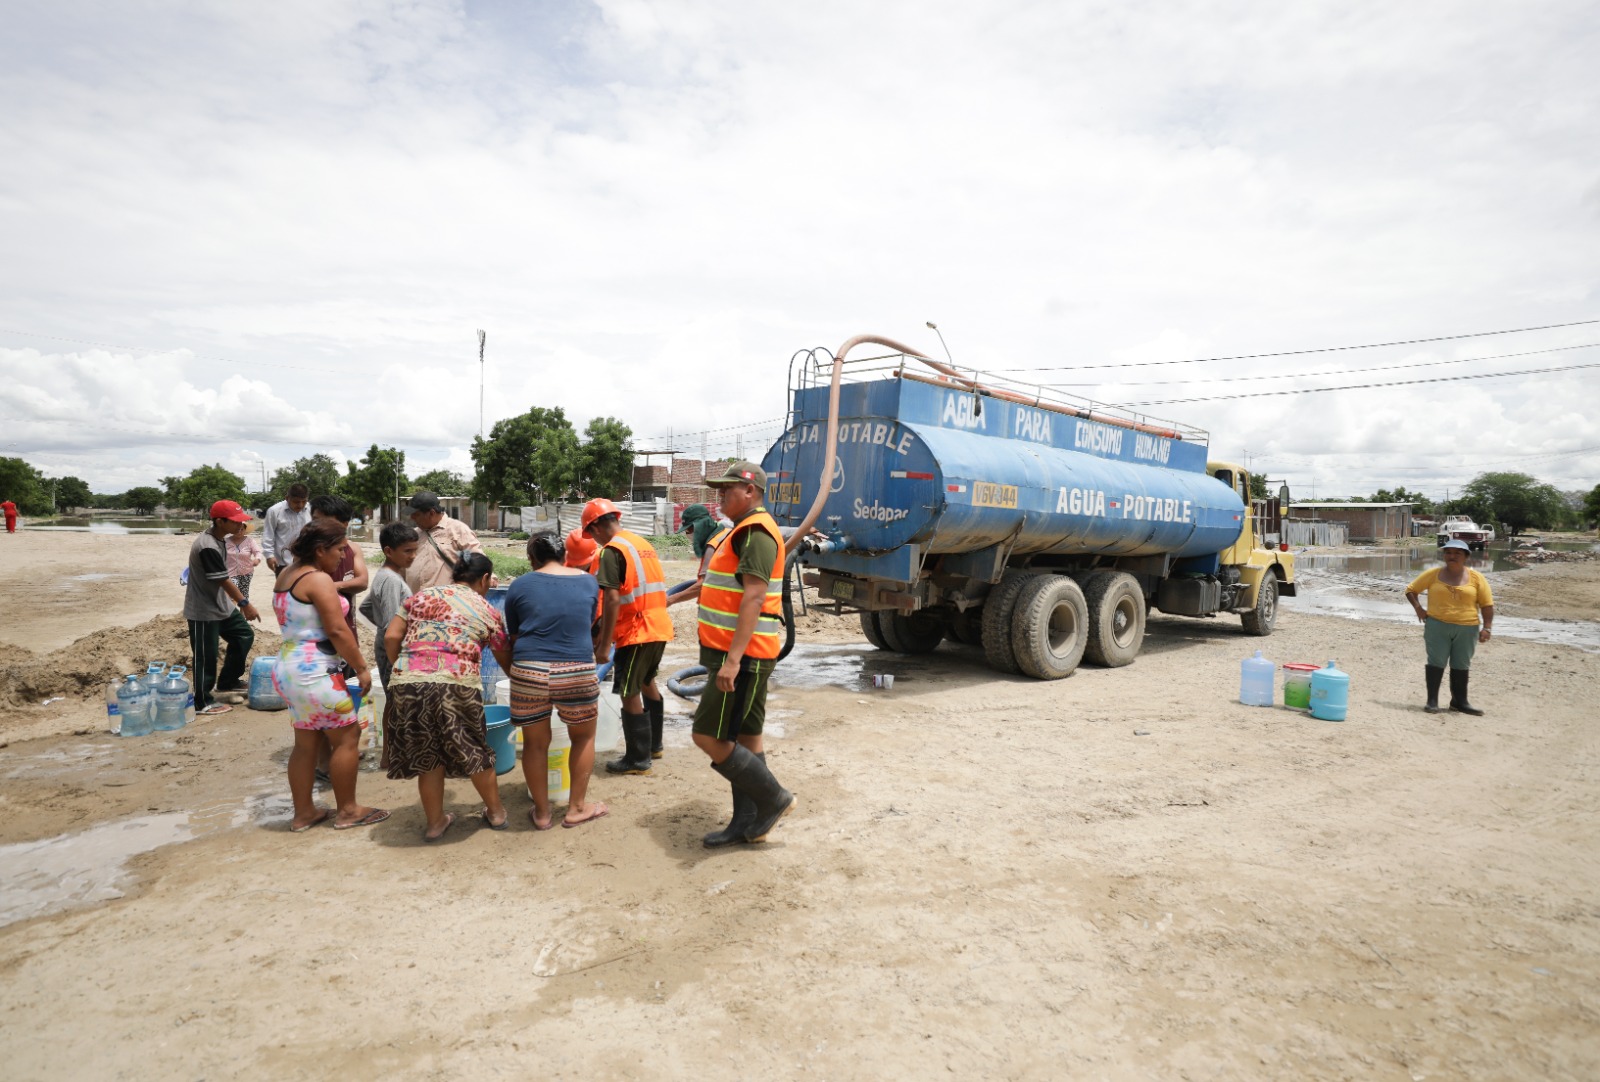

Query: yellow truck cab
1207,460,1296,635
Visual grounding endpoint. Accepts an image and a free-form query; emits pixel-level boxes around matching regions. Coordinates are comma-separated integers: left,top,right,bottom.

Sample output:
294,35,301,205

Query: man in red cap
185,499,261,714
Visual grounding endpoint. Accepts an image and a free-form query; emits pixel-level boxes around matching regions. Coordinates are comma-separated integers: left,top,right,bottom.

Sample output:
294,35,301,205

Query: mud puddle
0,792,291,928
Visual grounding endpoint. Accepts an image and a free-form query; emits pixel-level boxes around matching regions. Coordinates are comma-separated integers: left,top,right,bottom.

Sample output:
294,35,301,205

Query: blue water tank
762,376,1244,562
481,586,509,701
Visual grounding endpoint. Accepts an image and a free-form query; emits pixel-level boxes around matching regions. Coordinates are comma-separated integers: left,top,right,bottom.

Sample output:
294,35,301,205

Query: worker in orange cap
583,498,674,773
563,527,598,571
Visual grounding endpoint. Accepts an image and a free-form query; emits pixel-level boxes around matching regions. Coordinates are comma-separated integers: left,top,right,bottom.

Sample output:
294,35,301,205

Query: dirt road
1,531,1596,1080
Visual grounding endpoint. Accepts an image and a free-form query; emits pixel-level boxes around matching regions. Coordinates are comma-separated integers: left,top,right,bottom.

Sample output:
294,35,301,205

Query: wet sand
1,530,1598,1080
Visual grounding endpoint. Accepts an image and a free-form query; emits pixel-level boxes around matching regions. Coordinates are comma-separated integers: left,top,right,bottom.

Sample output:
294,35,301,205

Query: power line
1036,341,1600,388
1124,361,1600,406
995,317,1600,373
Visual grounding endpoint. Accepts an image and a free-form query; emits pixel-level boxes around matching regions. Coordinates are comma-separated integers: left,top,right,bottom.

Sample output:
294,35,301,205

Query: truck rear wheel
1082,571,1145,667
879,611,944,654
945,608,982,645
860,611,890,651
980,570,1037,675
1240,575,1278,636
1010,574,1088,680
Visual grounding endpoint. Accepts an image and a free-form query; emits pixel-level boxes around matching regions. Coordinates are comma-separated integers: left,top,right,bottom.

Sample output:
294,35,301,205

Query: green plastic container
1282,663,1318,709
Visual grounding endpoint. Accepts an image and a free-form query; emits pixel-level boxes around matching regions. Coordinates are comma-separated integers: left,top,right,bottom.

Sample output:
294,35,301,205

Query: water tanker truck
762,334,1296,679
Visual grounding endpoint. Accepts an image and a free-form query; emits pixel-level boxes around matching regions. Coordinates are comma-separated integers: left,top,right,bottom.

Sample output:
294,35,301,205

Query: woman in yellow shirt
1405,539,1493,715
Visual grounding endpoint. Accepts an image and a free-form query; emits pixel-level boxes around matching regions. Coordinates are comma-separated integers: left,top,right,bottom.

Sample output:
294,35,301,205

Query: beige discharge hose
786,334,1184,554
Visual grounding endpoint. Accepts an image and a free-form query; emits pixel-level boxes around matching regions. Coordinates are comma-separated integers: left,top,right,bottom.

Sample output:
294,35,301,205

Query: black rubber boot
711,745,795,843
1448,669,1484,716
605,711,654,774
702,752,761,848
646,695,664,759
1424,665,1445,713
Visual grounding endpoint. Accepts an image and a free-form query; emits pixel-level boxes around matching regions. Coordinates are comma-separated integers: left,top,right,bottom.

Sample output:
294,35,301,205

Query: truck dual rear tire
1010,574,1089,680
980,570,1038,675
879,611,945,654
1082,571,1145,667
860,611,890,650
1240,575,1278,636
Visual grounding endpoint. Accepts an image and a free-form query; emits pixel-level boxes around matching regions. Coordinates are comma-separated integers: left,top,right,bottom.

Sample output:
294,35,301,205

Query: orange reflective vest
600,529,674,647
697,510,785,658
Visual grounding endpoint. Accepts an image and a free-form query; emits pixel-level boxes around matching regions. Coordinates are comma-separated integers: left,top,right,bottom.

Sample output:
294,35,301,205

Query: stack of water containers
480,585,509,703
109,661,194,736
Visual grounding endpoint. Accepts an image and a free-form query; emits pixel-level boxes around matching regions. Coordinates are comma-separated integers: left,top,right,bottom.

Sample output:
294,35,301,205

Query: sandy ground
1,530,1597,1080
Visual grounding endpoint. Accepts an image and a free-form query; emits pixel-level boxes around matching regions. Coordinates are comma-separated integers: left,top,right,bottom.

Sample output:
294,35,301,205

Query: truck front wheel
1010,574,1089,680
1240,575,1278,636
1083,571,1145,667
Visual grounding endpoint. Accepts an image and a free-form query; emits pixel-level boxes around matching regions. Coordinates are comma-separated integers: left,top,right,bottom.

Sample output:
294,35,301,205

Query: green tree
159,475,184,506
471,406,581,505
1459,471,1569,535
54,475,92,513
267,453,343,503
342,445,407,520
92,492,124,510
578,416,634,500
1582,483,1600,529
0,456,51,514
1372,486,1435,516
123,486,165,515
1247,472,1268,501
178,464,247,512
411,468,470,496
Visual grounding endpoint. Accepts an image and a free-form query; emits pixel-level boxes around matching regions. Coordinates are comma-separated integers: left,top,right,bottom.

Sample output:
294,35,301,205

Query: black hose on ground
668,549,803,700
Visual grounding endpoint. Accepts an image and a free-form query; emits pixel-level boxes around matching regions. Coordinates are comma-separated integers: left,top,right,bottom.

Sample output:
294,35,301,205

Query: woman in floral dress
381,551,511,841
272,519,388,832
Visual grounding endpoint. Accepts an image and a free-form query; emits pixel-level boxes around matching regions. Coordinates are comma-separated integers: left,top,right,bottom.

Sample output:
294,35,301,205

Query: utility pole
476,329,487,440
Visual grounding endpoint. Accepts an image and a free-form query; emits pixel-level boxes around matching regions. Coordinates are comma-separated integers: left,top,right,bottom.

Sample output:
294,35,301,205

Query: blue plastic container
480,587,510,701
117,675,153,737
1309,659,1349,722
153,670,189,731
484,705,516,776
248,655,287,711
1239,650,1275,706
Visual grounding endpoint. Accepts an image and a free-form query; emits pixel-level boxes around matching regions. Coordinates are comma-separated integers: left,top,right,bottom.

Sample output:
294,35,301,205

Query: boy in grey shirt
358,522,419,688
186,500,260,713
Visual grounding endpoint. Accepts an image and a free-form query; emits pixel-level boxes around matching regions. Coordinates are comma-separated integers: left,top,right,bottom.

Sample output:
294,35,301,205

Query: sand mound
0,615,280,710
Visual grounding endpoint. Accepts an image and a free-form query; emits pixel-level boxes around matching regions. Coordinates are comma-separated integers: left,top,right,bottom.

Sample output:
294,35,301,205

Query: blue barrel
1309,660,1349,722
762,376,1244,563
484,704,516,775
249,655,287,711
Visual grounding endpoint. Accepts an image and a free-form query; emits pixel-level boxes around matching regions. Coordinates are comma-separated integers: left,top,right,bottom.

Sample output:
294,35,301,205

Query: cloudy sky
2,0,1596,503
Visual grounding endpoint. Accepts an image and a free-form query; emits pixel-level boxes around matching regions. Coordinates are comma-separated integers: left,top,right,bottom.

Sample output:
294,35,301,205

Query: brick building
1286,502,1413,542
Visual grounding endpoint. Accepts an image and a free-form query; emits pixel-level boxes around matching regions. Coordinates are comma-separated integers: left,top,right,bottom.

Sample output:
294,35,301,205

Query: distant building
1287,502,1413,542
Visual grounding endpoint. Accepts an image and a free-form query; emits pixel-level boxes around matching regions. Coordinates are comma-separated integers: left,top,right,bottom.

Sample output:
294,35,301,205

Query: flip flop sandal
333,807,391,831
197,703,233,715
423,812,454,842
482,810,509,832
289,810,331,833
562,804,610,828
528,809,555,832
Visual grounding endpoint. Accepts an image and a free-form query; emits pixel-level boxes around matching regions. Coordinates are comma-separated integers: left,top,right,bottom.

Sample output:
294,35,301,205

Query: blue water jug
154,670,189,731
169,664,195,723
117,675,153,737
1239,650,1275,706
1309,660,1350,722
248,655,287,711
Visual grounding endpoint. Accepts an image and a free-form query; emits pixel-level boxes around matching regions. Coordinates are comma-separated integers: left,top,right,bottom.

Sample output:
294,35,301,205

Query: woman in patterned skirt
381,551,511,841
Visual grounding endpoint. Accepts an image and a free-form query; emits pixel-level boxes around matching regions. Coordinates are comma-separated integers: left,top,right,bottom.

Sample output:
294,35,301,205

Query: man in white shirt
262,483,311,572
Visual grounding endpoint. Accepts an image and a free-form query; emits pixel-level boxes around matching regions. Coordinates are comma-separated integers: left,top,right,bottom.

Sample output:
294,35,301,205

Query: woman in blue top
504,533,607,829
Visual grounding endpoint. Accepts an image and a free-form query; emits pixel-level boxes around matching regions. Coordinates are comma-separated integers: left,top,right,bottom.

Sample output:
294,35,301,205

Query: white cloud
0,0,1596,498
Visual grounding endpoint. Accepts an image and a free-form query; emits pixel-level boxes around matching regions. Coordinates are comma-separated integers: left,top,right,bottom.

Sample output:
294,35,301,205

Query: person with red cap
185,499,261,715
583,498,674,774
